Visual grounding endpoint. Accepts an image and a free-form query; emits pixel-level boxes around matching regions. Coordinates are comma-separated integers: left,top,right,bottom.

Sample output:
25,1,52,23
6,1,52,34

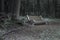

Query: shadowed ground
0,22,60,40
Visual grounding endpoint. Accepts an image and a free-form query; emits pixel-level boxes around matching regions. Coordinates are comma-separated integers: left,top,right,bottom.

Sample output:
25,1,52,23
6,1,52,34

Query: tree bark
2,0,4,12
16,0,21,19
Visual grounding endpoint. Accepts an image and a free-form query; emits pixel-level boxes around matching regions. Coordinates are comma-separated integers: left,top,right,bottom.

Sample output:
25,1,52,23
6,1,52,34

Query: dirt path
1,23,60,40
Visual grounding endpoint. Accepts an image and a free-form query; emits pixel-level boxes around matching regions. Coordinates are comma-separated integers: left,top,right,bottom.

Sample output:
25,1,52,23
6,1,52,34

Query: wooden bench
26,16,47,25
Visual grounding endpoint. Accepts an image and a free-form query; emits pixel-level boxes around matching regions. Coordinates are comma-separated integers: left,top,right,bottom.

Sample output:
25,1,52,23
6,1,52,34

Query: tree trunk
2,0,4,12
13,0,21,19
37,0,40,16
16,0,21,19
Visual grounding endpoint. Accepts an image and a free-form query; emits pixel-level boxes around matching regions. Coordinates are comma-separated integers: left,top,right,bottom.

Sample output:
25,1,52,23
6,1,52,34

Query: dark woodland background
0,0,60,40
0,0,60,18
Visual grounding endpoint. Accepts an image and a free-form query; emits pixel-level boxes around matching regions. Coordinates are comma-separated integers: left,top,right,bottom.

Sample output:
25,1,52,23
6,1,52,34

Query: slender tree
37,0,40,16
16,0,21,18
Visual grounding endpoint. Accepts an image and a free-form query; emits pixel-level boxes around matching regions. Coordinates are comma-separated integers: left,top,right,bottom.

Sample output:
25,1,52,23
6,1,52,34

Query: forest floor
0,22,60,40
